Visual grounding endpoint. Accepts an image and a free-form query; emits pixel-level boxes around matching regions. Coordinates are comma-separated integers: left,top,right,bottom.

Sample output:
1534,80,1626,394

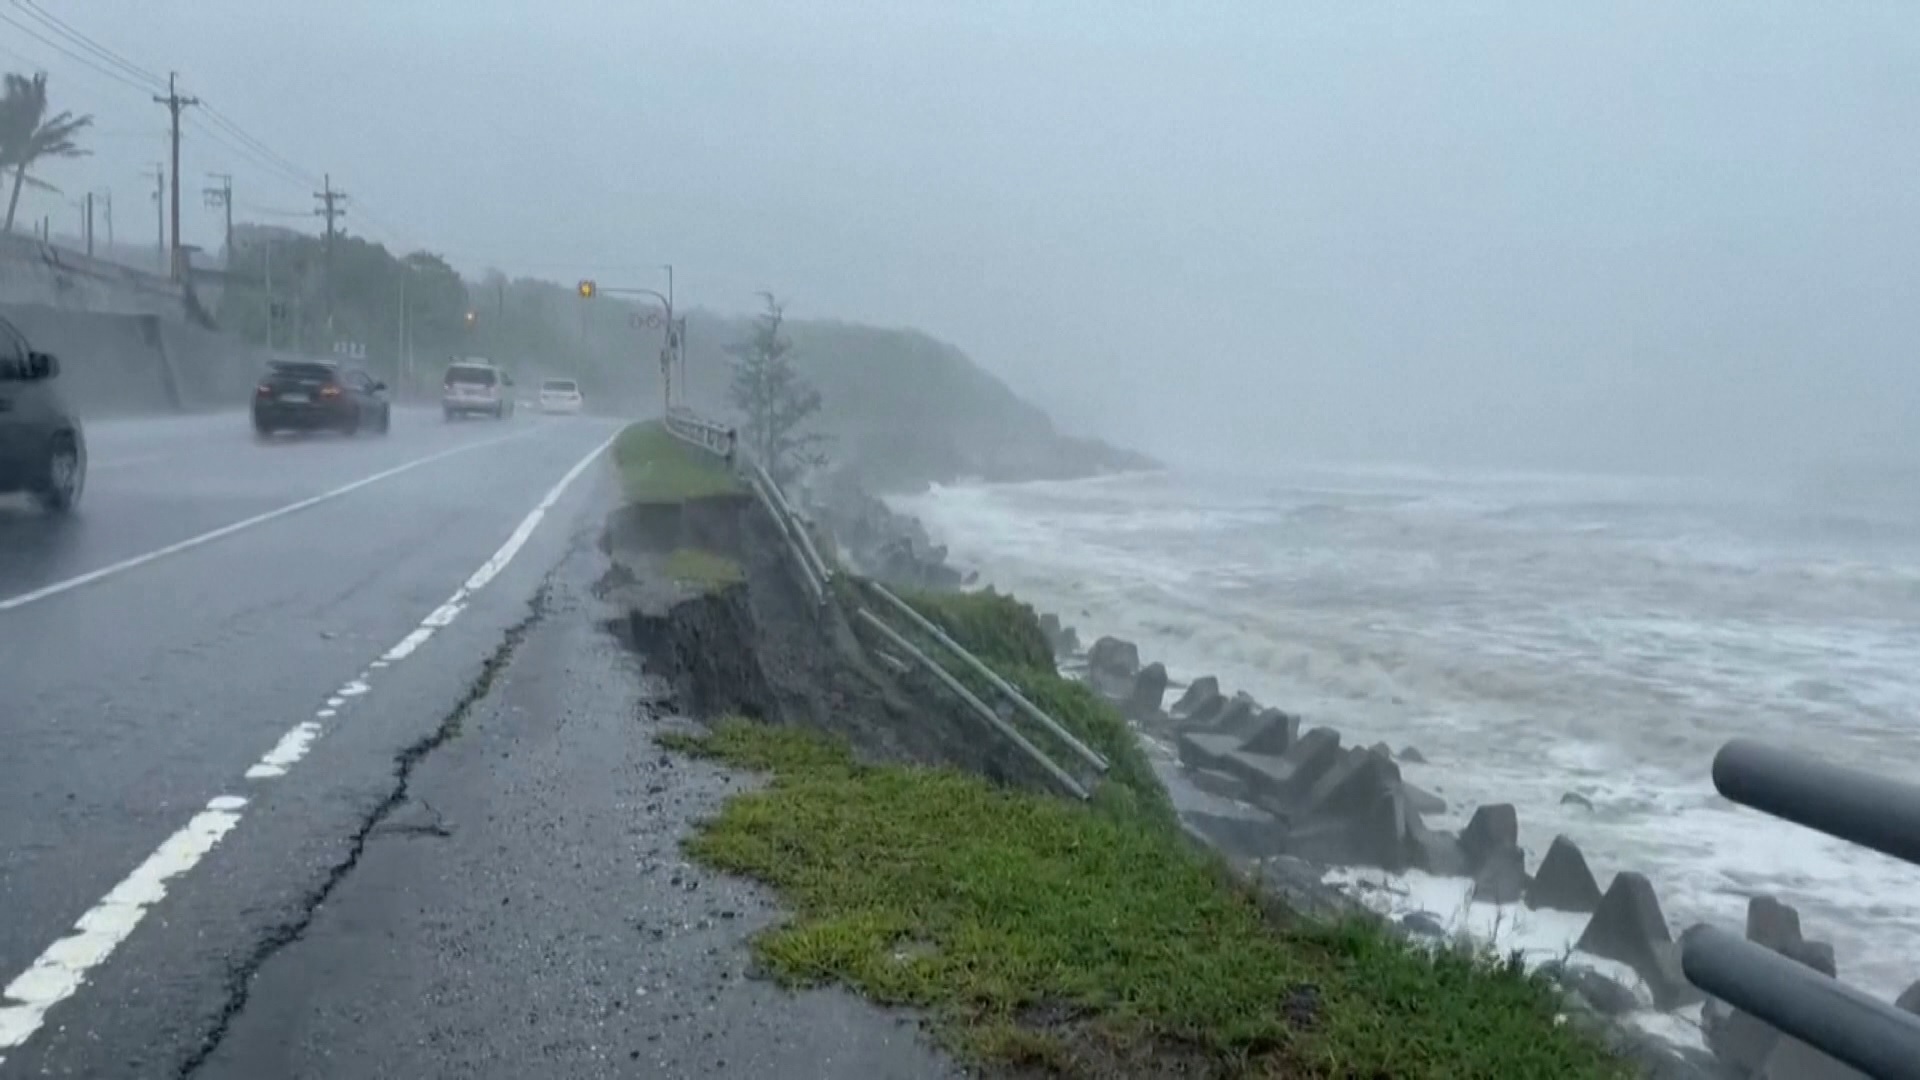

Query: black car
252,360,392,438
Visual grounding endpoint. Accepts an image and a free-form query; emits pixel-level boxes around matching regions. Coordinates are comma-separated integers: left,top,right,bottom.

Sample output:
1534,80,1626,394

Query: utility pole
84,192,94,256
397,273,409,400
203,172,232,265
98,189,113,251
147,164,166,274
313,173,347,334
152,72,199,282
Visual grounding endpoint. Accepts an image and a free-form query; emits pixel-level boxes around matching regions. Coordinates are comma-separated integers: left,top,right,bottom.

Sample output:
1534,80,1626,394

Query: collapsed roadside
617,419,1628,1078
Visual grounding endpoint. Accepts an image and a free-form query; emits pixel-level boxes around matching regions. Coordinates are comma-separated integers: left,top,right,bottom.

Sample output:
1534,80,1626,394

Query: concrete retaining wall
0,233,191,319
0,303,278,417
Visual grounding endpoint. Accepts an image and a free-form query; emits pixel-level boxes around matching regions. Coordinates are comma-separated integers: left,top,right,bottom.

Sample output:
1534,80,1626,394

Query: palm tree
0,71,93,233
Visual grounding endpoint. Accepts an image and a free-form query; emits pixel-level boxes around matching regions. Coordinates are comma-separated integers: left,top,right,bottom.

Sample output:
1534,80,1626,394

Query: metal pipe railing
854,608,1088,801
747,472,824,605
1712,738,1920,867
663,407,734,458
1683,739,1920,1078
865,580,1110,775
750,461,832,586
1682,927,1920,1080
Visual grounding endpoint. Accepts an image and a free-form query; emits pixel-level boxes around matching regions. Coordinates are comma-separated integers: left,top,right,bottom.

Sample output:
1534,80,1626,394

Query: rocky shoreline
801,471,1920,1080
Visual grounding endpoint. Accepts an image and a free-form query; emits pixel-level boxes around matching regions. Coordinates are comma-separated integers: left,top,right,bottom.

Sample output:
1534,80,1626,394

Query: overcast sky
6,1,1917,477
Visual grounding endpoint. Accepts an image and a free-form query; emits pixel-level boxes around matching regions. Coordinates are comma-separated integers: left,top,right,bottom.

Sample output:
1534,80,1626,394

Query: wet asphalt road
0,406,622,1075
0,406,957,1079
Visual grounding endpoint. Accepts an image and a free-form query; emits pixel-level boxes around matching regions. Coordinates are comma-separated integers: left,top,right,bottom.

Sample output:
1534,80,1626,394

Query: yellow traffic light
577,279,597,299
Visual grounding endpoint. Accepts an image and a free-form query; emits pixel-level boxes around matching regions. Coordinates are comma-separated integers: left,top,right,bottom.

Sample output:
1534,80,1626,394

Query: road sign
629,311,663,330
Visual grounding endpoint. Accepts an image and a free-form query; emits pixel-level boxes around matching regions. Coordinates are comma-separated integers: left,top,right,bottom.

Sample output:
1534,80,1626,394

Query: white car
443,359,515,420
538,378,585,415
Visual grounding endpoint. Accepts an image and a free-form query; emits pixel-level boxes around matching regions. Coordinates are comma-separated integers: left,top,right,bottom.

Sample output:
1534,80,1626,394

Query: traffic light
577,279,597,299
463,310,477,327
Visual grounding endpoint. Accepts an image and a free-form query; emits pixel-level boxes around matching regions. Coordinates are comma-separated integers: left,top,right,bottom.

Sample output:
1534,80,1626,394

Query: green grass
663,547,745,589
613,421,744,504
666,719,1627,1079
894,587,1057,670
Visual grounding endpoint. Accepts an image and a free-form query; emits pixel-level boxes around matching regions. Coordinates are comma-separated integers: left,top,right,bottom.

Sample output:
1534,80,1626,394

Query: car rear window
268,361,337,382
541,380,578,392
445,364,497,387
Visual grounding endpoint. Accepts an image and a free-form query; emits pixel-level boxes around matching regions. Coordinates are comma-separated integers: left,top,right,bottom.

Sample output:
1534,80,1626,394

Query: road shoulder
194,522,961,1080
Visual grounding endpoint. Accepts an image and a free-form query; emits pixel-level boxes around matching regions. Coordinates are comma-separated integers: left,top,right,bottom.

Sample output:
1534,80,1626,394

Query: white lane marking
0,797,247,1052
244,722,323,779
240,429,617,785
0,429,618,1061
0,429,537,612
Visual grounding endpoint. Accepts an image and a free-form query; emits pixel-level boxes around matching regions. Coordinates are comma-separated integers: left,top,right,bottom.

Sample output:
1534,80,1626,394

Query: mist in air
42,0,1920,480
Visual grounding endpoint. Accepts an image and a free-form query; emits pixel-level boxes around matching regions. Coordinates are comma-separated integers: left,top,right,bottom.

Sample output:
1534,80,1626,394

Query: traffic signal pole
579,277,677,416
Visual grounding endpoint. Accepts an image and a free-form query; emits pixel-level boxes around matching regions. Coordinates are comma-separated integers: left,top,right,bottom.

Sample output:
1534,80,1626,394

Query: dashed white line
0,429,536,612
0,796,246,1053
0,428,619,1060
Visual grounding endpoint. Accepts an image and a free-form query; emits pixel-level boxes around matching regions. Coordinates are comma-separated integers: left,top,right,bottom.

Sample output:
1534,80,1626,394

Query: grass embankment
664,589,1624,1078
612,421,744,504
663,547,745,588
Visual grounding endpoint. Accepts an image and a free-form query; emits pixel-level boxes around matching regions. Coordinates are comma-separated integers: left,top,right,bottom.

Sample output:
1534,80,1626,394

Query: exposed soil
601,494,1067,790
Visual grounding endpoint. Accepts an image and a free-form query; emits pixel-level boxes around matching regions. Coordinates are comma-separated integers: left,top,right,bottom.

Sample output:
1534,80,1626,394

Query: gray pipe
1681,925,1920,1080
1713,738,1920,867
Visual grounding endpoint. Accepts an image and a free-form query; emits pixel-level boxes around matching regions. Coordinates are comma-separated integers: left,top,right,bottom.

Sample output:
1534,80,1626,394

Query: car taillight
320,385,341,398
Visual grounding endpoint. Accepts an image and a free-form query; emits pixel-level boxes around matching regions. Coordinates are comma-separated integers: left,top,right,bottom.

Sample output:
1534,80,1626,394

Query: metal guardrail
748,460,833,588
1681,738,1920,1079
659,407,829,607
864,581,1110,776
663,406,735,459
854,609,1089,800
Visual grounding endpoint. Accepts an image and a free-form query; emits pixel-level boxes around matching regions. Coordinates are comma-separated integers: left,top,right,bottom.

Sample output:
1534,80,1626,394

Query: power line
8,0,165,91
183,114,310,192
0,10,155,95
194,100,320,189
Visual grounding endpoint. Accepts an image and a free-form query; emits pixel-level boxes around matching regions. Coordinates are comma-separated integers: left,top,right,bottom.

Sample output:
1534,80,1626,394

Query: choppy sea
895,462,1920,1003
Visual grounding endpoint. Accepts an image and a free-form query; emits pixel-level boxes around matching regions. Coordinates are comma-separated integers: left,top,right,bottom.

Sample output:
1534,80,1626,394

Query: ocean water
894,463,1920,1002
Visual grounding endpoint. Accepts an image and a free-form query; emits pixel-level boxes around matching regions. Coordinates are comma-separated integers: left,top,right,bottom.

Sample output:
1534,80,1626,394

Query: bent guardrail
1682,738,1920,1079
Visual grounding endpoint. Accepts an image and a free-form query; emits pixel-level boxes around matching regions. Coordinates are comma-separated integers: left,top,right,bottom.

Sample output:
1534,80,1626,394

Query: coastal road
0,406,627,1075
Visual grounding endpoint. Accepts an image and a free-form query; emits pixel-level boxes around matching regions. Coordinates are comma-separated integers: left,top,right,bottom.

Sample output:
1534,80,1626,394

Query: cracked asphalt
0,408,956,1078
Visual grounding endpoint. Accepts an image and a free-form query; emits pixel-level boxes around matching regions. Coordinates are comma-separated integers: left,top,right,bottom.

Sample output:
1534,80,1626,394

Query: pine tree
727,293,827,485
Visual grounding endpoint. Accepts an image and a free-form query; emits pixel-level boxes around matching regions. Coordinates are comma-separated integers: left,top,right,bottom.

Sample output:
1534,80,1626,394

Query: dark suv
253,359,392,438
0,314,85,513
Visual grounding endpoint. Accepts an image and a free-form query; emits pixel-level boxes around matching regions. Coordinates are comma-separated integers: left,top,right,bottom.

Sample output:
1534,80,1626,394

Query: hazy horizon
6,1,1917,481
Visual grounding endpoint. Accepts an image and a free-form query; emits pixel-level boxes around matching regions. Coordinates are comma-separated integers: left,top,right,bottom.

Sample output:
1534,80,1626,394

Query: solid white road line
0,429,537,612
0,429,620,1063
